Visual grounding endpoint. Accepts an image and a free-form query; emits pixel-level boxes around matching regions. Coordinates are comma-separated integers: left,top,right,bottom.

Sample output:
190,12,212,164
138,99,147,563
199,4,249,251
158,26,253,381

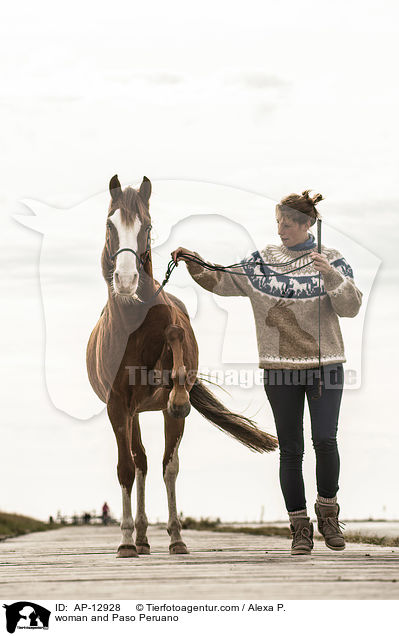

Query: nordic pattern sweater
185,235,363,370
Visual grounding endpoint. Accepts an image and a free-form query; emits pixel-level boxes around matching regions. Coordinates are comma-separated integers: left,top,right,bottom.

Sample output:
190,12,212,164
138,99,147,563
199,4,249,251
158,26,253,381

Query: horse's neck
106,294,144,334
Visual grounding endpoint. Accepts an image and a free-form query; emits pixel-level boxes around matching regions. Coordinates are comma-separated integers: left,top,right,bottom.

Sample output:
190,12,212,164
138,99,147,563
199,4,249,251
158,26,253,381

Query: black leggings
263,364,344,513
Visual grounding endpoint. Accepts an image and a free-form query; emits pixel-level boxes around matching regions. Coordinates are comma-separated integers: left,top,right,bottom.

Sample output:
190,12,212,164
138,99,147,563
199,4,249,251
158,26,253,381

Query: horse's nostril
115,271,120,284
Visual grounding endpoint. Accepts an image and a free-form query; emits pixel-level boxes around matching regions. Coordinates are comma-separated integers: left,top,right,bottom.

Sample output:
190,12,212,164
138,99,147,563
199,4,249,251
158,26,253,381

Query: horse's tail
189,378,278,453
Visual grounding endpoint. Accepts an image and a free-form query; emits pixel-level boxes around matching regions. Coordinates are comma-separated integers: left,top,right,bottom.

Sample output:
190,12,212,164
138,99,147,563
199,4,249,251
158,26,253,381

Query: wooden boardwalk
0,525,398,600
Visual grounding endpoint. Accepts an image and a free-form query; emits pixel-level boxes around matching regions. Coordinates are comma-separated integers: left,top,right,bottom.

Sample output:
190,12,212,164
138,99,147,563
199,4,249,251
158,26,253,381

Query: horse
86,175,278,557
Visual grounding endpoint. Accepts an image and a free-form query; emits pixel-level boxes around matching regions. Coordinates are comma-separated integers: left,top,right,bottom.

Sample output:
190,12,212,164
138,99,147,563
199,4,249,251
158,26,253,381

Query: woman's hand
309,251,334,275
171,247,197,266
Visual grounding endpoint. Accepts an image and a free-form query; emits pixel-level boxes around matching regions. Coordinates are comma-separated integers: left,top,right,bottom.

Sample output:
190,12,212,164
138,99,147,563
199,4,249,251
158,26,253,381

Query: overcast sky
1,0,398,523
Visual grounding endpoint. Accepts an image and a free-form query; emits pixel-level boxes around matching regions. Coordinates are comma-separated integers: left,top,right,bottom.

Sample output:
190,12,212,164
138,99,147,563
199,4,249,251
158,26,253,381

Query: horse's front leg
164,325,191,419
107,399,138,558
162,410,188,554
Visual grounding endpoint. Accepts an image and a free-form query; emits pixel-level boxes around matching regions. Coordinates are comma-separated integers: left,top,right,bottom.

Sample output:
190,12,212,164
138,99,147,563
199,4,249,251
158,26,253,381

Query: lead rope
136,244,318,303
312,218,322,400
130,228,323,393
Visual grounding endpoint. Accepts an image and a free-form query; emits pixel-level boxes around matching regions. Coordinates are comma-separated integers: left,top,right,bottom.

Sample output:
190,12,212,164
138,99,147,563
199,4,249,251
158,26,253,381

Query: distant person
172,190,363,556
102,502,110,526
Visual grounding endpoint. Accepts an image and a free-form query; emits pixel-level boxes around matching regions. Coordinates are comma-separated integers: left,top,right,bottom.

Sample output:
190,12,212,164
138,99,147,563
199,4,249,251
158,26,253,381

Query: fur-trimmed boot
289,514,314,555
314,498,346,551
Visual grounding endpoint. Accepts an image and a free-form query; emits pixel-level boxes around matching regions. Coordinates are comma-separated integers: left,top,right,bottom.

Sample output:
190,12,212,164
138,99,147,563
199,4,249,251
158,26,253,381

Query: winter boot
314,501,346,550
289,516,314,555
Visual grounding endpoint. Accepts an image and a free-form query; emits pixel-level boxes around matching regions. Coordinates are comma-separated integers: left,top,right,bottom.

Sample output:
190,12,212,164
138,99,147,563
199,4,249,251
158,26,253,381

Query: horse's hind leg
162,410,188,554
107,399,138,558
165,324,191,419
131,414,150,555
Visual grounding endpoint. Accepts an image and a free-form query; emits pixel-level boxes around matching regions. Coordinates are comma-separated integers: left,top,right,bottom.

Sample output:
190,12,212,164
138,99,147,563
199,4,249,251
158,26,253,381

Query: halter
110,224,152,269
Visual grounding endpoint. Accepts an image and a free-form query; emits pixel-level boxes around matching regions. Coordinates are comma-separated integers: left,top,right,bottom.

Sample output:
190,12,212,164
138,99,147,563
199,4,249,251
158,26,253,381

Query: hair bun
312,193,324,206
301,189,324,207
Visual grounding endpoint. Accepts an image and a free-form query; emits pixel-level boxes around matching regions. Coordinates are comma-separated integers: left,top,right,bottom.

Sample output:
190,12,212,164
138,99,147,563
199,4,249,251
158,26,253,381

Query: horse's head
102,174,152,301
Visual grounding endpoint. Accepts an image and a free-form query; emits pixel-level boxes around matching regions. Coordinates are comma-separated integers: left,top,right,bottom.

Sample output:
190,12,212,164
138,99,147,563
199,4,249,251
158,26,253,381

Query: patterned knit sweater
185,234,363,369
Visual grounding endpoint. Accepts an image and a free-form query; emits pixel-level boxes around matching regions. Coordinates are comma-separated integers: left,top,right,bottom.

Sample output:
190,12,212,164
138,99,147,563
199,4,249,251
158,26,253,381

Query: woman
171,190,363,555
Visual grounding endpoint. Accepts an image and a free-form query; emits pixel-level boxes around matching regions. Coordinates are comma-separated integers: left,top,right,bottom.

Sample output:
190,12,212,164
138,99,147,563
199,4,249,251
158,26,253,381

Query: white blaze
109,209,142,277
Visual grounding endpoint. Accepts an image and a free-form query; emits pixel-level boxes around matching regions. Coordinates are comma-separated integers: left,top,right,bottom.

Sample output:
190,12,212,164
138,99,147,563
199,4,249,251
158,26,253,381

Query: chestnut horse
86,175,278,557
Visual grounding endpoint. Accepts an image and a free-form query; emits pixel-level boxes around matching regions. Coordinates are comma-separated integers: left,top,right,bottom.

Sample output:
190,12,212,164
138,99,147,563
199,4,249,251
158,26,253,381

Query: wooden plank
0,526,398,600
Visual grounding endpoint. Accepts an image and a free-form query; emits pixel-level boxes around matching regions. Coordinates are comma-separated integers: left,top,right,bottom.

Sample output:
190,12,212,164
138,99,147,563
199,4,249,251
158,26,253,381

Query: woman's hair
276,189,324,226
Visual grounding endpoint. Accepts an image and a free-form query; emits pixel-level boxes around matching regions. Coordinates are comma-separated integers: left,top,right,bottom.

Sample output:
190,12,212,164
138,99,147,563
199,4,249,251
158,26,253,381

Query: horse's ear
139,176,152,203
109,174,122,202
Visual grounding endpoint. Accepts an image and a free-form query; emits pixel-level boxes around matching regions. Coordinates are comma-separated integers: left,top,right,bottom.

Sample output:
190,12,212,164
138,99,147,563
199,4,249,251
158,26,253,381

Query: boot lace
292,526,313,544
324,517,345,535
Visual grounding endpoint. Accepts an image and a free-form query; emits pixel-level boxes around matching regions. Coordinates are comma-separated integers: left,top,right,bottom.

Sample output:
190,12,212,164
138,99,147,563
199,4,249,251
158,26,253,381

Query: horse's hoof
136,543,151,555
117,544,139,558
167,401,191,419
169,541,189,554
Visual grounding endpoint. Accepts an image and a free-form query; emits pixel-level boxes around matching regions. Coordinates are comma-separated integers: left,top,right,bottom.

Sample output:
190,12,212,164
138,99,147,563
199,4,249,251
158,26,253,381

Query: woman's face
275,210,310,247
